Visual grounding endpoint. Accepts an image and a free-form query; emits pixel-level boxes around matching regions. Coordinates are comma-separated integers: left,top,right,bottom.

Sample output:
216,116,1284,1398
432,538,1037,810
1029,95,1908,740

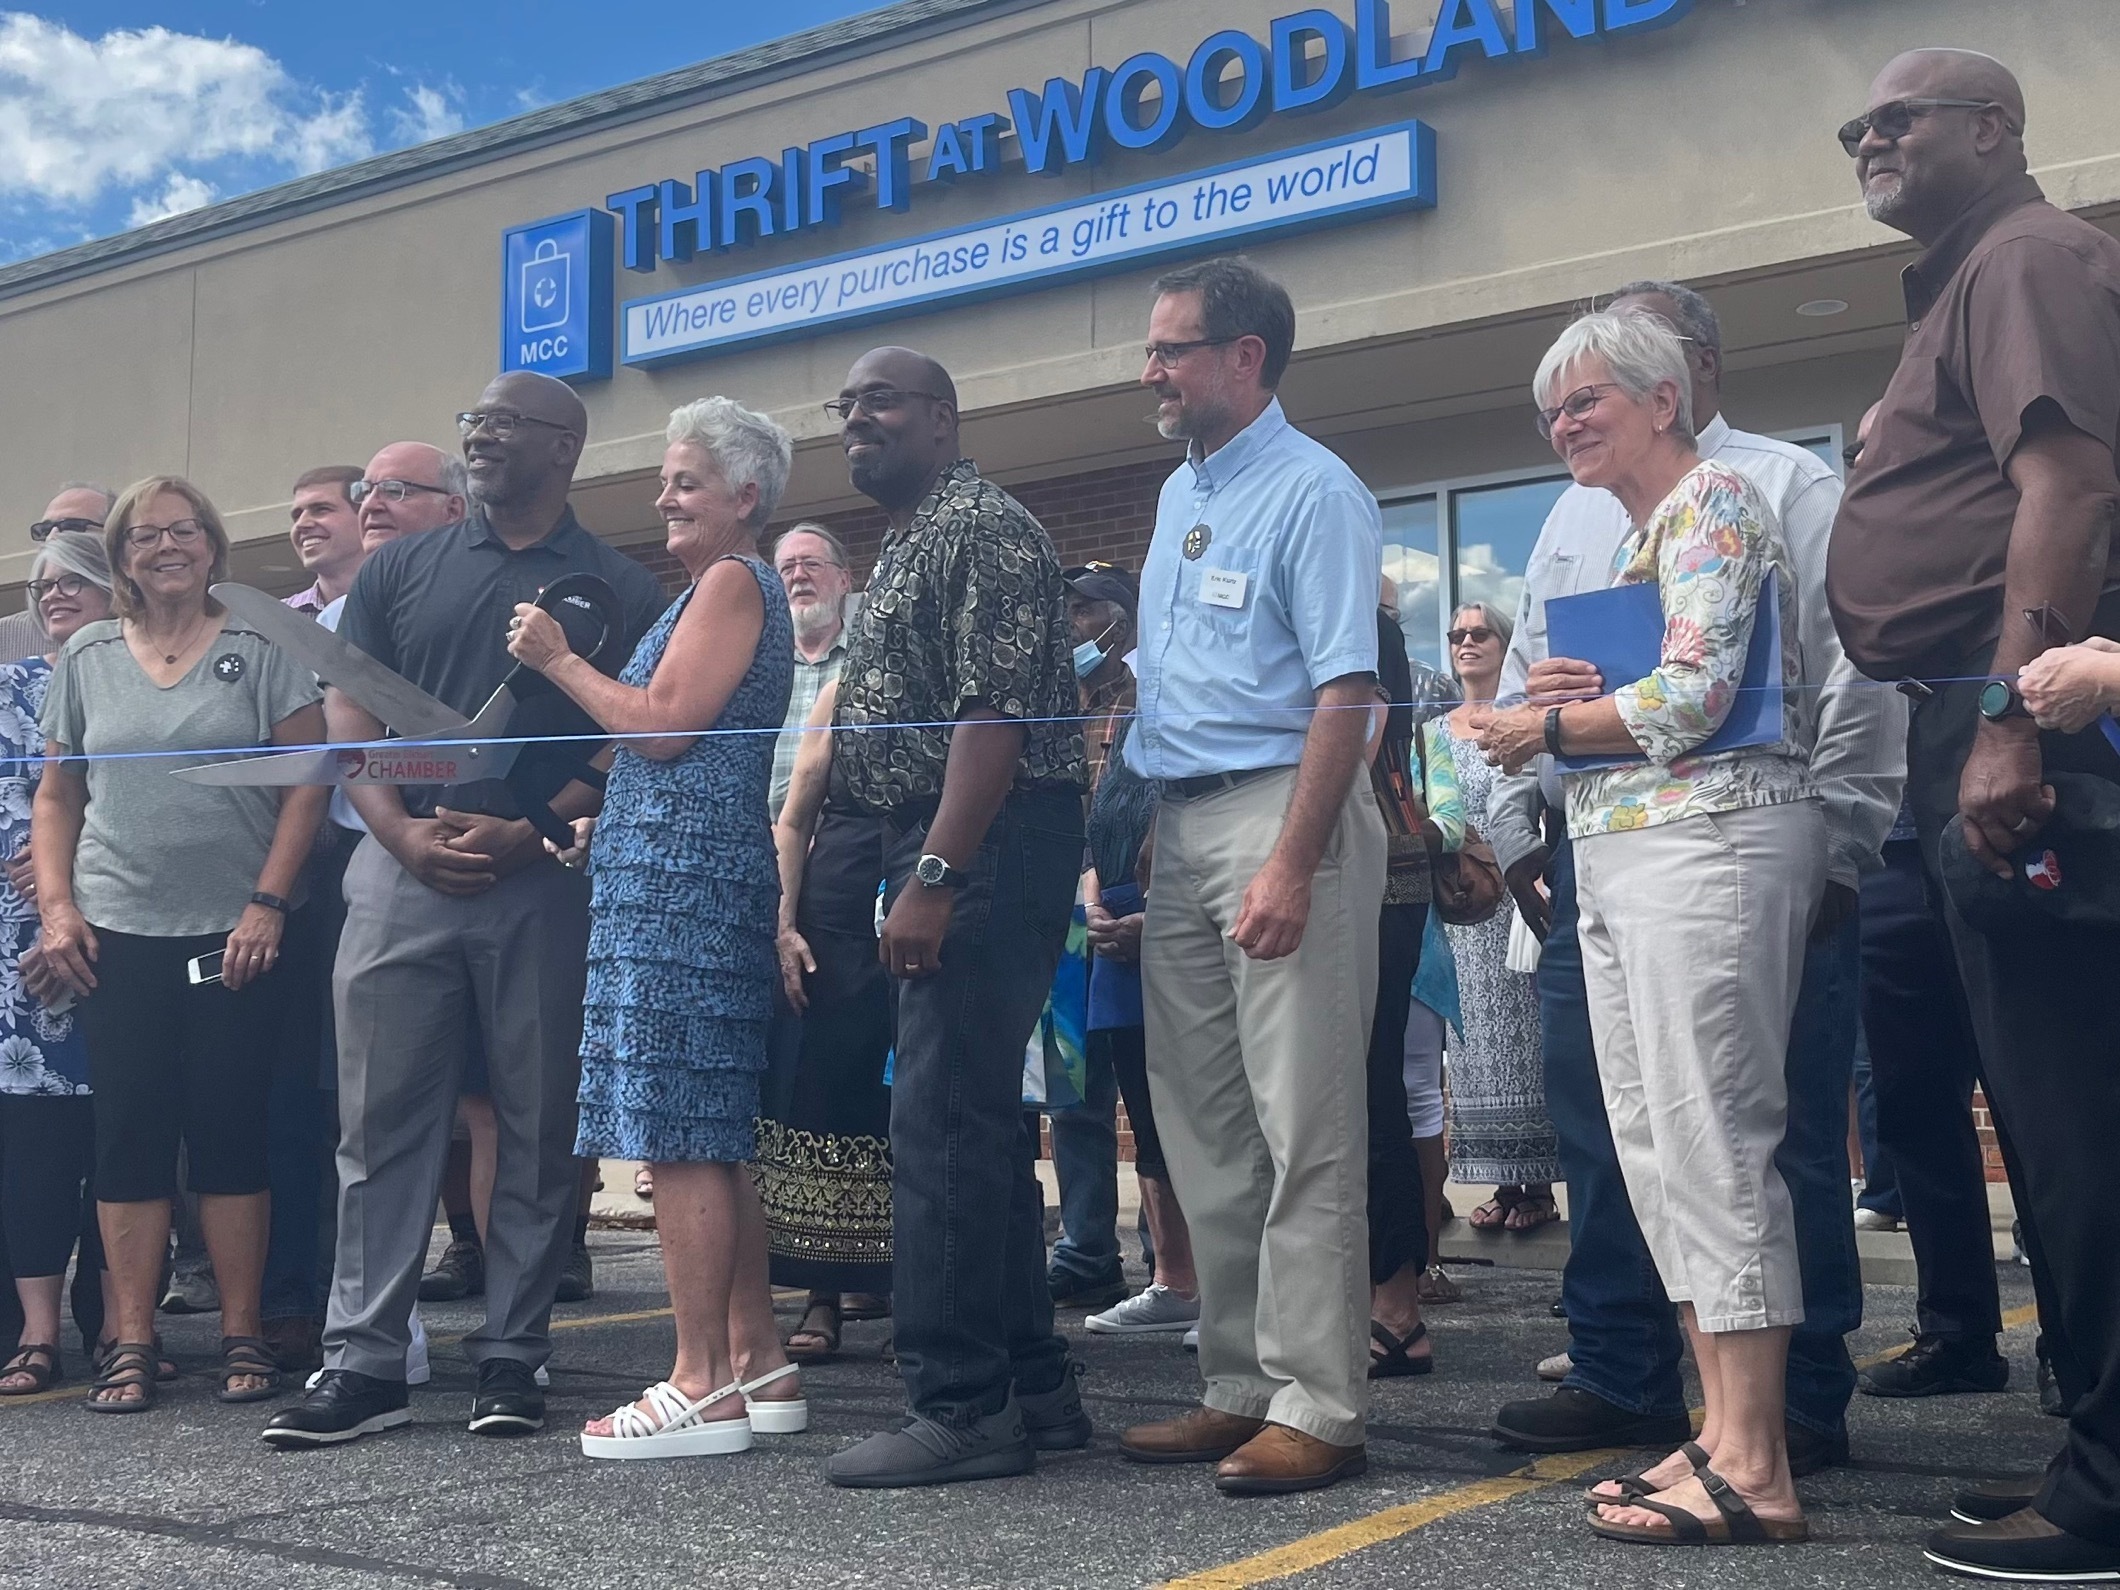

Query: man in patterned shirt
821,346,1092,1490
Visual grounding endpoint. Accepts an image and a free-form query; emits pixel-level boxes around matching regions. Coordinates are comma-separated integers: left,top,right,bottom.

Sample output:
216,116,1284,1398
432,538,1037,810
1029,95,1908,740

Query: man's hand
1233,858,1312,961
435,808,544,882
1085,901,1143,962
1525,657,1604,702
777,924,816,1010
544,817,594,870
385,816,499,896
2016,638,2120,733
880,884,954,979
1476,704,1551,776
1503,849,1552,941
1958,721,2055,879
1811,880,1858,944
6,841,34,906
222,902,285,992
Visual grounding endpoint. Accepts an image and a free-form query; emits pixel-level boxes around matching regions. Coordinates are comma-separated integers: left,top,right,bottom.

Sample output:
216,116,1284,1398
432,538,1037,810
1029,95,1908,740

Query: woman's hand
2016,639,2120,733
1525,656,1604,702
222,902,285,992
1085,901,1143,962
1474,702,1550,775
544,817,594,869
777,924,816,1011
6,840,34,906
506,603,572,674
19,942,65,1006
36,901,99,996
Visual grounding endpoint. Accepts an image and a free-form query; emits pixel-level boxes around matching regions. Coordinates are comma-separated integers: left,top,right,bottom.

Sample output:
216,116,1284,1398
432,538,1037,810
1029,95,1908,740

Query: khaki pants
1142,769,1385,1445
1574,801,1823,1334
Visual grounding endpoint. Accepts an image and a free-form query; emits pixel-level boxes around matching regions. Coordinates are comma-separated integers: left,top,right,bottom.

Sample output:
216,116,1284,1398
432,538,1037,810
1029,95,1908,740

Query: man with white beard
770,524,855,817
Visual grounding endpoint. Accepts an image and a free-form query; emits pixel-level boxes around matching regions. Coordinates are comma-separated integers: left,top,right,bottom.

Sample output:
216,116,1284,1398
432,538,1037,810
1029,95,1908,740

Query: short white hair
1532,308,1695,441
665,396,793,529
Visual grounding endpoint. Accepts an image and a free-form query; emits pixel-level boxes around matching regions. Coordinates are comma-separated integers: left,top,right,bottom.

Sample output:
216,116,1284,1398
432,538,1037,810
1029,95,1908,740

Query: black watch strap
250,890,291,913
1543,706,1566,758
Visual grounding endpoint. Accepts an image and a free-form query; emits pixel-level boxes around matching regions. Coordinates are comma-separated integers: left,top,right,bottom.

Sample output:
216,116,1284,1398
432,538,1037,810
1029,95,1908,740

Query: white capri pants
1401,999,1447,1139
1573,800,1823,1334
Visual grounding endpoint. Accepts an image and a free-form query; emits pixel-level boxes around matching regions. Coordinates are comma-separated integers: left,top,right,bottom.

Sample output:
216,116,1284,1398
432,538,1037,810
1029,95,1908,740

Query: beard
790,597,840,643
1154,379,1232,444
1863,167,1917,226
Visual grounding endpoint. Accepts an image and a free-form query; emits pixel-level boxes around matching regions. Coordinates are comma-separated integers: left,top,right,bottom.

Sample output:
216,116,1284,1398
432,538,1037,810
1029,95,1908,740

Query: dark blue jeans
1853,1030,1904,1218
885,789,1083,1423
1548,838,1863,1433
261,897,336,1322
1047,1035,1122,1290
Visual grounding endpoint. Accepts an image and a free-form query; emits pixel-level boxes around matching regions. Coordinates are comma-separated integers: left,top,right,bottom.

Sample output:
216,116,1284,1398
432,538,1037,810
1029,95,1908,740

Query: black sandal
1368,1319,1434,1379
0,1343,60,1396
217,1335,283,1404
85,1342,159,1413
97,1335,179,1384
1588,1463,1810,1545
1587,1440,1711,1506
786,1296,842,1363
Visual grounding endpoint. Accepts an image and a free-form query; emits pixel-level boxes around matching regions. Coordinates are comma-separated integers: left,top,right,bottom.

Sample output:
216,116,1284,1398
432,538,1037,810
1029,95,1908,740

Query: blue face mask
1072,620,1120,680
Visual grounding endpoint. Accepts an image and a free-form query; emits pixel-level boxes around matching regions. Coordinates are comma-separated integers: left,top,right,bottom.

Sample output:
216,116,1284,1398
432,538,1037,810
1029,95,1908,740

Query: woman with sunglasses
33,477,328,1412
1477,309,1818,1548
1423,603,1561,1237
0,532,116,1396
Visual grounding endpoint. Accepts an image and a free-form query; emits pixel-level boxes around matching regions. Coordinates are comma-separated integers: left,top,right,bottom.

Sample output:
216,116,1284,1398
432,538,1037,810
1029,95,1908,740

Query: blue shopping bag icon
520,238,570,334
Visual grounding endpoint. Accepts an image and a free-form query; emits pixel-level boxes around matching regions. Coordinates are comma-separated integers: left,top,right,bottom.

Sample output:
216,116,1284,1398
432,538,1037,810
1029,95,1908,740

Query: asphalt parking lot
0,1228,2047,1590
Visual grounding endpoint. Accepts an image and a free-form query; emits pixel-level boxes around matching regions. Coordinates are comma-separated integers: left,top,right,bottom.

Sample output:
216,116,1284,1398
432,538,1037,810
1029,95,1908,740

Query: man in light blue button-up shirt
1117,259,1386,1494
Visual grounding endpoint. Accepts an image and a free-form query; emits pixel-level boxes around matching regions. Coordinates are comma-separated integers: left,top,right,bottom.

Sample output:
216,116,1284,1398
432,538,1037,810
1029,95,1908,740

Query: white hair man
768,523,854,816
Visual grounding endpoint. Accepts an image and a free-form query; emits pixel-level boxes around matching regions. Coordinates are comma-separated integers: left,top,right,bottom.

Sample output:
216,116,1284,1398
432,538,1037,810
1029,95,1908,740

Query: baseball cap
1064,561,1138,617
1938,771,2120,934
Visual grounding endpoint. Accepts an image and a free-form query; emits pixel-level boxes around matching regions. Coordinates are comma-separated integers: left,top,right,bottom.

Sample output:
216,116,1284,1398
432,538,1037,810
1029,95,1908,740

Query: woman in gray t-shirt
33,477,325,1413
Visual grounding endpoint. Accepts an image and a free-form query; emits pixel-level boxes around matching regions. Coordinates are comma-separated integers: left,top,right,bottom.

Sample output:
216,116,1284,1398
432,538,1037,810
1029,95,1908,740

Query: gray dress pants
322,837,591,1379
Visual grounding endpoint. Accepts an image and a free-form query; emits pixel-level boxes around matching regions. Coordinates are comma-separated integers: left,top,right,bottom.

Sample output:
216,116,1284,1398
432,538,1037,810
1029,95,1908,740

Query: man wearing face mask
1044,564,1141,1312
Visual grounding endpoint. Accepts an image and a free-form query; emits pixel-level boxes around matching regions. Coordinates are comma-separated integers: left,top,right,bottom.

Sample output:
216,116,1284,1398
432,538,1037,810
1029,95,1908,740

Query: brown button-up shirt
1828,175,2120,680
1080,667,1136,800
831,459,1087,815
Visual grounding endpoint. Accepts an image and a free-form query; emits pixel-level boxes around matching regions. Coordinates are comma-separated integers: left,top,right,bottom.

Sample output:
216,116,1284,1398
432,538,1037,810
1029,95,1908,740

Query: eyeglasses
1535,383,1618,439
1837,98,2009,157
1144,338,1236,367
821,389,950,422
124,518,205,550
1447,626,1497,647
349,478,450,505
776,555,844,576
455,410,574,438
28,516,102,542
26,575,94,602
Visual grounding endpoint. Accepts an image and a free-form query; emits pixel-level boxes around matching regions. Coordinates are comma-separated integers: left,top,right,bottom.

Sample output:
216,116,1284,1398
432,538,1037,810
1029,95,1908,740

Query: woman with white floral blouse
0,531,114,1396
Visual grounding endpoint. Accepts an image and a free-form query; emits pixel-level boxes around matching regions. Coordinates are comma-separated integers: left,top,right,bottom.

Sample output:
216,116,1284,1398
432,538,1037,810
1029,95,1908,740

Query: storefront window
1381,495,1441,670
1452,474,1571,632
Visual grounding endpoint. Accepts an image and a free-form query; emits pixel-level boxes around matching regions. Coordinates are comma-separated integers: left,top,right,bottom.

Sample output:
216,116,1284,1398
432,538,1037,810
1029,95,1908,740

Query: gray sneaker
1017,1361,1092,1451
1086,1283,1199,1335
826,1400,1035,1488
159,1262,219,1316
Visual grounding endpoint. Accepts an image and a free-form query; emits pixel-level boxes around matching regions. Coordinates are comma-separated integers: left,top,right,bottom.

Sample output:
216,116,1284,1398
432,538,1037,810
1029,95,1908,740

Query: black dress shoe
1860,1334,2009,1398
261,1369,410,1448
1491,1386,1693,1453
1785,1420,1849,1478
2038,1351,2071,1418
1952,1474,2046,1526
554,1241,595,1305
469,1359,545,1437
418,1238,484,1303
1926,1509,2120,1581
1049,1270,1127,1310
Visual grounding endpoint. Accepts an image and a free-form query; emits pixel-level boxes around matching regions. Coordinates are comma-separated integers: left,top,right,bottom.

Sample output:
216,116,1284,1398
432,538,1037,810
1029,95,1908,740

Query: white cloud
126,170,217,227
390,81,466,147
0,13,373,213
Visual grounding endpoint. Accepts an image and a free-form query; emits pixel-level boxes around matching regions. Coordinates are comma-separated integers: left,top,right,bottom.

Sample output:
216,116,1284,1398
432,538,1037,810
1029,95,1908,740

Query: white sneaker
1086,1283,1201,1335
1537,1351,1573,1382
406,1310,431,1386
1182,1325,1199,1352
1853,1207,1902,1232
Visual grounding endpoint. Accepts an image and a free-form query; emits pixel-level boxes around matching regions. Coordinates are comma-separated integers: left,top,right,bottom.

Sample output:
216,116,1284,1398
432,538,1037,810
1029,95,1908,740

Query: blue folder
1542,569,1784,772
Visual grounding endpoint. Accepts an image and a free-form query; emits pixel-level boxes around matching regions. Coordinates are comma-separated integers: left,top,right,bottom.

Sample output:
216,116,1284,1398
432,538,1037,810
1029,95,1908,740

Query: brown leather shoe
1214,1423,1368,1495
1120,1406,1267,1465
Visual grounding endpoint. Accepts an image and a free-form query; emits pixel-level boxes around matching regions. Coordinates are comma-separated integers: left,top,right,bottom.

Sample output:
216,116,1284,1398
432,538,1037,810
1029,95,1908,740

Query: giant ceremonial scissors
175,575,622,845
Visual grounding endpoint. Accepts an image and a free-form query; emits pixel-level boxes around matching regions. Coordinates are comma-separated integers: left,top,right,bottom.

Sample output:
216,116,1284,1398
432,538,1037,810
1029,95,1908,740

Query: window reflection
1452,475,1570,629
1381,496,1440,670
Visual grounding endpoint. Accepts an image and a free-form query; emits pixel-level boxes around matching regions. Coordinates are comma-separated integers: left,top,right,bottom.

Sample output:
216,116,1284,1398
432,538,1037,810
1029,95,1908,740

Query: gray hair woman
1476,310,1820,1547
0,533,116,1397
506,395,803,1459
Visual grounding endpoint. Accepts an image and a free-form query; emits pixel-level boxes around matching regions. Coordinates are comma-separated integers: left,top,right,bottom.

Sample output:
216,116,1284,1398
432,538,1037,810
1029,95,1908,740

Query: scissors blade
172,748,343,786
173,742,517,787
211,583,472,741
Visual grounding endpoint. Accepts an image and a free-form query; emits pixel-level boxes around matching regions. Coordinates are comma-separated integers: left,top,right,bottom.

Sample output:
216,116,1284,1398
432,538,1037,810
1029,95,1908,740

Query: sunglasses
29,516,103,542
1837,98,2007,157
1447,626,1497,647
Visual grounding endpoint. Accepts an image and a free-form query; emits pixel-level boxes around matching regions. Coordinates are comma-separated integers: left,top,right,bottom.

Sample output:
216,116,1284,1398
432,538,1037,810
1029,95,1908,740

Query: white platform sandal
579,1380,752,1460
739,1362,809,1434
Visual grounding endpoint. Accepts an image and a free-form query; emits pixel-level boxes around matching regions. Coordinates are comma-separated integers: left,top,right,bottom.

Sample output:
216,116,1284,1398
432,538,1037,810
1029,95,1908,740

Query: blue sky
0,2,890,262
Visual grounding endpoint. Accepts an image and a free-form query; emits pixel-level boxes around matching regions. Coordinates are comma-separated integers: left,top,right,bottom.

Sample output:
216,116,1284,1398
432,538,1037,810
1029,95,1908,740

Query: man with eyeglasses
1483,280,1905,1475
768,523,854,819
283,467,368,616
4,484,114,658
1114,257,1385,1498
1826,49,2120,1583
265,372,666,1451
353,443,468,550
820,347,1090,1489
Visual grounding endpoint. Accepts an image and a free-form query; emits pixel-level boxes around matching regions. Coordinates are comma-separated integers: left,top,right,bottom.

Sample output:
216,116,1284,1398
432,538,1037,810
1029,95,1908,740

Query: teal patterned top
1562,460,1814,838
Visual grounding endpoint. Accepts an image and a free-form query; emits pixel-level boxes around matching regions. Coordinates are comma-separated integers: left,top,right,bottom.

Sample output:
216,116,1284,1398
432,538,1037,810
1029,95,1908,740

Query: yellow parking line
1163,1301,2044,1588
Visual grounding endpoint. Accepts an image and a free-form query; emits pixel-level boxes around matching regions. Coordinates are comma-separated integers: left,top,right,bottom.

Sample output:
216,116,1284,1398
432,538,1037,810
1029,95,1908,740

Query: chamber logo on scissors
331,748,469,784
211,652,245,683
501,210,614,385
2025,849,2063,891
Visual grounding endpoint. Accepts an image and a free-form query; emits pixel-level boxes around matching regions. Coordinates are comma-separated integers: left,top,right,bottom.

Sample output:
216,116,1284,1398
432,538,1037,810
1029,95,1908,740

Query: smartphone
185,950,225,986
43,987,77,1017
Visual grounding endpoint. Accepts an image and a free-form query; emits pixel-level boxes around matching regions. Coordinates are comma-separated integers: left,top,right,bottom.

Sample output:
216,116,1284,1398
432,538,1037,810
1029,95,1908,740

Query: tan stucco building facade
2,0,2116,667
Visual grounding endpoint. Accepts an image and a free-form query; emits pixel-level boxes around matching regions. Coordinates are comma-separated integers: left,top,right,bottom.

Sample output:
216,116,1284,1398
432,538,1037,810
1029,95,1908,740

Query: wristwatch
1543,706,1567,757
915,853,970,889
249,890,291,913
1978,680,2029,723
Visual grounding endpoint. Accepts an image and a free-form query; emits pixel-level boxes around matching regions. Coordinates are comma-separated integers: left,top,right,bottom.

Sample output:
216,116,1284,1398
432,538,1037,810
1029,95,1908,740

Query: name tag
1200,567,1249,610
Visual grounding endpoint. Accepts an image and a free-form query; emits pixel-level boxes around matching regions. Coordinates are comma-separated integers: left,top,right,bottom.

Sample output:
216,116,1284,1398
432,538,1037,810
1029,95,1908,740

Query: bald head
480,370,589,437
837,346,962,515
848,346,958,410
1854,48,2028,245
359,441,467,546
463,370,587,513
1872,49,2024,131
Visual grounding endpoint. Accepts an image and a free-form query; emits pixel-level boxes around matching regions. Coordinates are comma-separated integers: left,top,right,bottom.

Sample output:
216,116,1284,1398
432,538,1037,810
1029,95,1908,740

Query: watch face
1979,680,2015,720
916,855,944,885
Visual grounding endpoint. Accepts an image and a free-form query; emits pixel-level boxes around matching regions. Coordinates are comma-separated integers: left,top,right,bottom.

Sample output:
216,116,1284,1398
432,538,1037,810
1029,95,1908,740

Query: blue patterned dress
575,557,793,1164
0,657,88,1097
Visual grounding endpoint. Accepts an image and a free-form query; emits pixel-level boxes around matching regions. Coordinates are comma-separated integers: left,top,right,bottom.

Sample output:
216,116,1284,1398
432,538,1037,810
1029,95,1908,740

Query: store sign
624,122,1433,365
500,209,613,381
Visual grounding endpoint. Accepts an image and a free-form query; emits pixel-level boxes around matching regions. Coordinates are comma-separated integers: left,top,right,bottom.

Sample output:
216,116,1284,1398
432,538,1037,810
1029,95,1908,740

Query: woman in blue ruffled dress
507,397,797,1461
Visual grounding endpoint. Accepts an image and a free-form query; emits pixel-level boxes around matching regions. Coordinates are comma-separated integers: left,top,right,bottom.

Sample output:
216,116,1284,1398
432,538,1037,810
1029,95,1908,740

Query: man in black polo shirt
264,372,666,1448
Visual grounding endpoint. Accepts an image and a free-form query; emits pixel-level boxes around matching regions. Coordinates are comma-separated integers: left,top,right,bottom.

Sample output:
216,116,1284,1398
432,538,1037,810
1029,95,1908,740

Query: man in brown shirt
1826,49,2120,1582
